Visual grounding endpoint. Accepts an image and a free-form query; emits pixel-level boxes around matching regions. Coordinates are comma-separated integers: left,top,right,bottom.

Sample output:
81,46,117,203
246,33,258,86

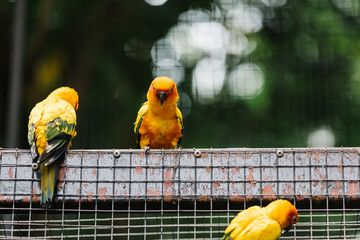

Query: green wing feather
175,107,184,146
38,118,76,166
134,102,148,148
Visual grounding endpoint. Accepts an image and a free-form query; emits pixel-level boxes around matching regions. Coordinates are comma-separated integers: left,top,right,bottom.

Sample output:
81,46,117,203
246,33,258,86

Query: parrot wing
175,106,184,146
36,99,77,166
223,206,262,240
28,100,48,160
134,102,148,148
238,216,282,240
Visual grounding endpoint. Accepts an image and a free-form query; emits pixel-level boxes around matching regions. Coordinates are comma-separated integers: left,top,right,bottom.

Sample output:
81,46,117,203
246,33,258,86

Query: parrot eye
153,85,156,91
170,86,173,93
292,216,297,223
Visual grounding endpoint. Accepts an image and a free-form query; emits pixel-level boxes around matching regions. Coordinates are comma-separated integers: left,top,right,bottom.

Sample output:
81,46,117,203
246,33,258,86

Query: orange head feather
265,199,298,232
147,77,179,106
47,87,79,110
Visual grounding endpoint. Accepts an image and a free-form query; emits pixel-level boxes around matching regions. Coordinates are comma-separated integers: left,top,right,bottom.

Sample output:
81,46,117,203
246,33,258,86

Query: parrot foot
142,146,150,153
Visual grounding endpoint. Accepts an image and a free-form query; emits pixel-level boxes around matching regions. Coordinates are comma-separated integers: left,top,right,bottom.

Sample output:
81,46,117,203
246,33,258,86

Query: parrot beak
157,91,168,105
282,225,292,234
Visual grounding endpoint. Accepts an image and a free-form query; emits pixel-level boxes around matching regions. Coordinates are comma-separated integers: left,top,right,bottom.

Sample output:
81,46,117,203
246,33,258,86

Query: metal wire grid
0,148,360,239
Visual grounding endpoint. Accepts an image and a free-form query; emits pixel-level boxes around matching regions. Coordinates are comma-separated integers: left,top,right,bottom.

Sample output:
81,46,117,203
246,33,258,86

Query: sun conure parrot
134,76,183,149
223,199,298,240
28,87,78,207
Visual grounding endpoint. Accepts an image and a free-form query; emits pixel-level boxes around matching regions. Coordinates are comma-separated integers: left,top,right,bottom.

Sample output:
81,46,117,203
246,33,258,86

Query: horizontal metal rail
1,148,360,204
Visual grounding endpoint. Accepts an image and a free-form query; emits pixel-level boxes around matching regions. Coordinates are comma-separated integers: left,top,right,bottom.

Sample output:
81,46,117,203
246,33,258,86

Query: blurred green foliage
1,0,360,149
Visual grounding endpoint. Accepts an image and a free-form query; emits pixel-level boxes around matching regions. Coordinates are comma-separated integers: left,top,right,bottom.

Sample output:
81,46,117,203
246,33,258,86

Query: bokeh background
1,0,360,150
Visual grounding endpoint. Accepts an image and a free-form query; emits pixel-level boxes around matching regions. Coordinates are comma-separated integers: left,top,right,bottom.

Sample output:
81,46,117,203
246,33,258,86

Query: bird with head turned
134,76,183,149
28,87,78,207
222,199,298,240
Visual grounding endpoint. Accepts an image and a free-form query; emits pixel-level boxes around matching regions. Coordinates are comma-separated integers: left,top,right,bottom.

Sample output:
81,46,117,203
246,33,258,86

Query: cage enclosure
1,148,360,239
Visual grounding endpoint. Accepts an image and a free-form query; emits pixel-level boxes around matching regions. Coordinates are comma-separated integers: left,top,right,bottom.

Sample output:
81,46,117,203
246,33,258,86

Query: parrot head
266,199,298,234
48,87,79,111
147,77,179,106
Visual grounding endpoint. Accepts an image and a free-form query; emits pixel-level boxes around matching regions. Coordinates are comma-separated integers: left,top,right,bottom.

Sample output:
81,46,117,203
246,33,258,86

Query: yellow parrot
28,87,78,207
223,199,298,240
134,76,183,149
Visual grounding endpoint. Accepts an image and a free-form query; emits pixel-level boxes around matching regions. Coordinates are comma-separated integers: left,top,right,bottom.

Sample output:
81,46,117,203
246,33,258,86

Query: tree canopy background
1,0,360,149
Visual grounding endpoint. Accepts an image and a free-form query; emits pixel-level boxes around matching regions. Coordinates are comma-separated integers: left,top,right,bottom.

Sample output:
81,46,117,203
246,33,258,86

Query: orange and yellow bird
28,87,78,207
134,77,183,149
223,199,298,240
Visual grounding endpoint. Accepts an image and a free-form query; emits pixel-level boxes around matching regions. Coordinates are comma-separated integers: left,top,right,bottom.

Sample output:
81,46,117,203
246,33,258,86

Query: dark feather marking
176,115,184,147
38,133,72,166
135,116,144,149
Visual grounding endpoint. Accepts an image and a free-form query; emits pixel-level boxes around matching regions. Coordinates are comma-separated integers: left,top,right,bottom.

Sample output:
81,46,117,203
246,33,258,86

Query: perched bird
223,199,298,240
28,87,78,207
134,77,183,149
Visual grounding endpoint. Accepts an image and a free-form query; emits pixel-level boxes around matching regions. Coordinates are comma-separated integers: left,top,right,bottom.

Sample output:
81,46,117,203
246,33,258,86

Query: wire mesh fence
1,148,360,239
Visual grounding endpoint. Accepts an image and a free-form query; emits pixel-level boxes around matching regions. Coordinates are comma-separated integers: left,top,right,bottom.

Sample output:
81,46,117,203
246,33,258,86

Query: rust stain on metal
198,196,210,201
206,166,211,173
245,152,253,159
338,159,342,173
246,170,256,188
150,168,155,175
147,188,161,195
32,194,40,202
164,168,174,195
57,180,64,190
262,185,276,200
314,195,325,201
92,169,97,176
315,151,320,163
246,173,253,181
163,196,172,202
8,167,13,179
87,192,94,202
314,168,326,180
58,165,66,181
296,196,305,201
99,187,108,200
22,197,29,202
229,195,245,202
201,152,209,158
214,181,220,190
135,166,142,174
84,183,88,189
231,167,239,175
347,182,358,195
282,184,294,195
0,195,4,201
330,181,342,198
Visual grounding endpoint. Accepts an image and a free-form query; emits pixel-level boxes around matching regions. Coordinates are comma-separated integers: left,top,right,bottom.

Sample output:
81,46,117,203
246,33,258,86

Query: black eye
170,86,173,92
153,85,155,91
292,216,297,223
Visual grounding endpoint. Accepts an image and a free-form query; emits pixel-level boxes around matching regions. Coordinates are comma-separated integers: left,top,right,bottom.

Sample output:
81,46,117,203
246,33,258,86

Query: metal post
6,0,26,147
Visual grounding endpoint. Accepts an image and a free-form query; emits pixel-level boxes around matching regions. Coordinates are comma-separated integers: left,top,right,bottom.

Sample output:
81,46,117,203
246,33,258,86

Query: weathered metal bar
0,148,359,204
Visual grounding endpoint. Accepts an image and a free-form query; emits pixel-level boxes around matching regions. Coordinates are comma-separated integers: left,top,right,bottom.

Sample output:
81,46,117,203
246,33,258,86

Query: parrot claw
142,146,150,153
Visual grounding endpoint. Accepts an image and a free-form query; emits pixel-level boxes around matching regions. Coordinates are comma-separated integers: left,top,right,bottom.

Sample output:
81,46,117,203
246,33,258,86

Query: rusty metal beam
0,148,359,205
